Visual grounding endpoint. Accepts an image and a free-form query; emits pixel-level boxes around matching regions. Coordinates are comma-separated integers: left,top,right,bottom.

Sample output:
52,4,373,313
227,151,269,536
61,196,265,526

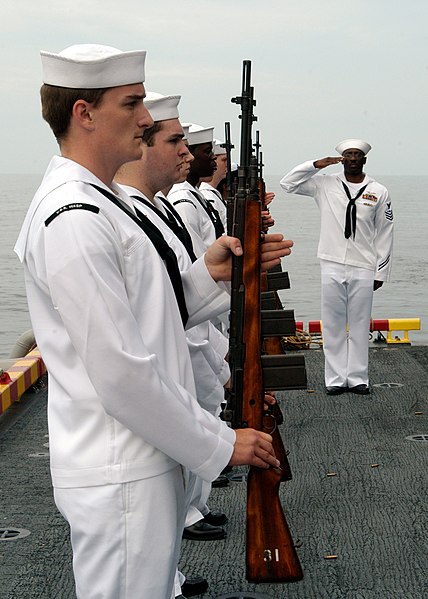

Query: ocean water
1,175,42,358
0,173,426,358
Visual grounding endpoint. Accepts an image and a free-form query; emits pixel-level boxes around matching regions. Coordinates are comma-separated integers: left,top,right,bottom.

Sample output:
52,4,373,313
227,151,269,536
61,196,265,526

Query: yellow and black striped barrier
0,348,46,415
306,318,421,345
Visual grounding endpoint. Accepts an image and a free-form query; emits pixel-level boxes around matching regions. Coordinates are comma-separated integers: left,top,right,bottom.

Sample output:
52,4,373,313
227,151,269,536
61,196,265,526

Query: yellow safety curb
0,348,46,415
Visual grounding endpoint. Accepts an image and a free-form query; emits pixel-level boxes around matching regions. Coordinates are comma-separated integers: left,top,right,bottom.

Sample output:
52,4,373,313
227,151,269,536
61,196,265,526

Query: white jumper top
120,184,230,413
280,161,393,280
15,156,235,488
199,182,227,230
167,181,217,254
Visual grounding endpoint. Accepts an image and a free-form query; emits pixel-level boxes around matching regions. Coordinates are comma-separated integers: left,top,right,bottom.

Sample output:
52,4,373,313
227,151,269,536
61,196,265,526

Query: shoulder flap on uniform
45,203,100,227
172,198,197,209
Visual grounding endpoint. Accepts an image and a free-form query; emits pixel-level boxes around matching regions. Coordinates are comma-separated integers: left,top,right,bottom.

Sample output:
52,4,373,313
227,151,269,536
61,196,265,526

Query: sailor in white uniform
168,124,230,334
14,44,290,599
280,139,393,395
115,92,229,597
167,124,224,254
199,139,228,230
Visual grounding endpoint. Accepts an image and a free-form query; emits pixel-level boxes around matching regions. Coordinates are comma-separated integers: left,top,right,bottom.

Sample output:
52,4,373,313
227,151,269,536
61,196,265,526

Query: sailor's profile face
190,142,216,178
147,118,191,186
176,140,194,183
92,83,154,165
215,153,228,180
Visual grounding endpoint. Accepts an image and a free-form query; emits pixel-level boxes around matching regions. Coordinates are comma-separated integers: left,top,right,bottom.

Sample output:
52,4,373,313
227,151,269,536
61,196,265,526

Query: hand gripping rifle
225,60,305,583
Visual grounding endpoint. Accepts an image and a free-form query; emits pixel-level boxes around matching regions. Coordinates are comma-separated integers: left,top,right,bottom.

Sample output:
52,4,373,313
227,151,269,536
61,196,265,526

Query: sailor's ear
72,99,96,131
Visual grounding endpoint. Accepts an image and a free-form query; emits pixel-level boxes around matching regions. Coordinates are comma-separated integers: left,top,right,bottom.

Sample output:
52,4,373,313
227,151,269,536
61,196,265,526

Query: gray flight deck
1,345,427,598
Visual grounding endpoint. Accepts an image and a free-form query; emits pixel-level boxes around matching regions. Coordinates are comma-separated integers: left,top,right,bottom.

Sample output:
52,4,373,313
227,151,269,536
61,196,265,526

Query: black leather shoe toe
203,510,228,526
211,474,229,488
182,521,226,540
349,384,370,395
181,576,209,597
326,386,347,395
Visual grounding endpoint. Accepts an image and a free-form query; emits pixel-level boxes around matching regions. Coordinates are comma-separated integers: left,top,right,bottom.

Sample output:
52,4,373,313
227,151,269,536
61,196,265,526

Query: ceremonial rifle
253,131,298,484
225,60,305,583
254,130,267,218
223,122,235,237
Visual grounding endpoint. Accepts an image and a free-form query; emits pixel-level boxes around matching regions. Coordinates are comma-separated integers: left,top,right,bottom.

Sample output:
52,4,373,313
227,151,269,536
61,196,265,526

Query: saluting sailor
280,139,393,396
14,43,291,599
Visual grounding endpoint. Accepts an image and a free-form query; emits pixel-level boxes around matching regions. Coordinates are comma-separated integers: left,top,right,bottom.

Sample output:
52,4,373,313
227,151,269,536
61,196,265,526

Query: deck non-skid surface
1,346,427,599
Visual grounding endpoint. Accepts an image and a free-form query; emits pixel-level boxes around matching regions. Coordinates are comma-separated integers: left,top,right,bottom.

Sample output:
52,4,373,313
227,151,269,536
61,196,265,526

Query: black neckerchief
132,195,197,263
188,189,225,239
209,186,226,203
90,184,188,327
342,181,368,240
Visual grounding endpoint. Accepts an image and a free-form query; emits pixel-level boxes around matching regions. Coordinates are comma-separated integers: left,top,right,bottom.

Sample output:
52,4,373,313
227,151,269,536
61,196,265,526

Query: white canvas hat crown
335,138,371,155
41,44,146,89
144,92,181,122
213,139,226,155
186,123,214,146
181,124,191,139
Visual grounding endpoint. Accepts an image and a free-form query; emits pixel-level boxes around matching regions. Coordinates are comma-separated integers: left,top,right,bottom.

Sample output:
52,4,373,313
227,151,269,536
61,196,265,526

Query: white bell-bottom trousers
54,466,186,599
320,259,374,388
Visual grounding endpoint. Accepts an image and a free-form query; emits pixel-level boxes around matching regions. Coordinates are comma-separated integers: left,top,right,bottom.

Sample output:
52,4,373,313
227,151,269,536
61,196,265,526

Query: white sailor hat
40,44,146,89
144,92,181,122
213,139,227,155
335,139,371,155
186,123,214,146
181,123,191,140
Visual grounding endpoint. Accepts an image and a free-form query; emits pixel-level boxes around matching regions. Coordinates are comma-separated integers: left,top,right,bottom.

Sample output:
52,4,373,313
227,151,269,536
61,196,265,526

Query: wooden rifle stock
247,464,303,583
228,60,303,584
238,180,302,583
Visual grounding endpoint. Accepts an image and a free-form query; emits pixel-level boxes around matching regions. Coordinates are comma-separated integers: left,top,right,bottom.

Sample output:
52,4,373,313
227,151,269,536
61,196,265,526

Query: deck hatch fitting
28,452,50,458
216,594,274,599
0,528,31,541
373,382,404,388
228,472,248,482
405,434,428,442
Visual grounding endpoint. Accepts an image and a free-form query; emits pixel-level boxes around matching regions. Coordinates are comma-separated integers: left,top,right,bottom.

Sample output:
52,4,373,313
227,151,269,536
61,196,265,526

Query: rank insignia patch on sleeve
385,201,393,221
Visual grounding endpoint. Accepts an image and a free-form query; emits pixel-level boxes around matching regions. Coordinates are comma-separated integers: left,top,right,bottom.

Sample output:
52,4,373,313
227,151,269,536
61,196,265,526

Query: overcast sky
1,0,427,176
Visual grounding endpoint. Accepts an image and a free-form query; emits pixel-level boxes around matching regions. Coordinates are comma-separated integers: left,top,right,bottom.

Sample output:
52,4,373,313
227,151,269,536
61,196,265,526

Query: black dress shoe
326,386,348,395
182,521,226,540
211,474,229,488
181,576,209,597
349,384,370,395
203,510,228,526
